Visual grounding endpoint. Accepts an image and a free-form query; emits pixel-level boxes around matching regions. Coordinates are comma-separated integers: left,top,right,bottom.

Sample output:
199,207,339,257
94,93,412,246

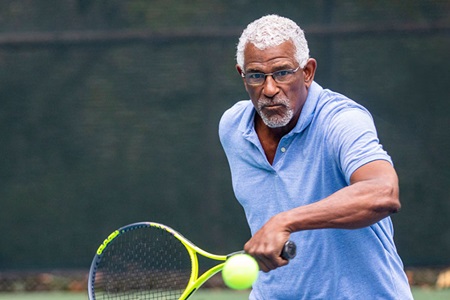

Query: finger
254,251,290,272
254,255,275,272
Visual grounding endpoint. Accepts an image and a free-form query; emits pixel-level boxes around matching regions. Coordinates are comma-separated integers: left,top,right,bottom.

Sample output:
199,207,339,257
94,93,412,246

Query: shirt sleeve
326,107,392,184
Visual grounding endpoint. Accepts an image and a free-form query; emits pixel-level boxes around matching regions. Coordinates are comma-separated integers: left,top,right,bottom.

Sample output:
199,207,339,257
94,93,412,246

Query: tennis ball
222,254,259,290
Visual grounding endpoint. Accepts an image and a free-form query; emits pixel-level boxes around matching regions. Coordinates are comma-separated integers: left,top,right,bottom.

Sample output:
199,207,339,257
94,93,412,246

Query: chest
231,128,343,205
257,136,279,165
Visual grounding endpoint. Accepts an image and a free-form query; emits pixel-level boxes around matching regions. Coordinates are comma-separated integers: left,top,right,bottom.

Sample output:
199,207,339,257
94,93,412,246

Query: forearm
282,177,400,232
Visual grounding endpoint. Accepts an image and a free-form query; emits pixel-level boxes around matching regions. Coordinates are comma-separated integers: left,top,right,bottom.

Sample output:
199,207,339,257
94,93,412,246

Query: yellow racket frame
148,222,229,299
90,222,294,299
92,221,233,300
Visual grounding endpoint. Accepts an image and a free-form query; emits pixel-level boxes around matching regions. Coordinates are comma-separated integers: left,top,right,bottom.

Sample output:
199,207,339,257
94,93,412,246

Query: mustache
257,96,290,108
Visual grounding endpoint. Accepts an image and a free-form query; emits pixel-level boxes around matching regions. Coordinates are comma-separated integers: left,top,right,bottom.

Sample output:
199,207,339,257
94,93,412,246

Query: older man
219,15,412,299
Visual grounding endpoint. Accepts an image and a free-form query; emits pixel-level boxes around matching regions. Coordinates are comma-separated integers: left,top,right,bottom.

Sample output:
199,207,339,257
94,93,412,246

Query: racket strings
92,225,192,299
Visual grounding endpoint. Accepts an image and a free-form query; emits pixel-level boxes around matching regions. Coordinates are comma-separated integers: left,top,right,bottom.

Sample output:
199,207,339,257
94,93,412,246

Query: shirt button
281,147,286,153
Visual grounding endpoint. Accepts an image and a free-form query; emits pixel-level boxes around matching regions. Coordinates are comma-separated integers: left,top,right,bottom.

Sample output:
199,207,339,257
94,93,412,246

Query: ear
303,58,317,88
236,64,249,92
236,64,244,77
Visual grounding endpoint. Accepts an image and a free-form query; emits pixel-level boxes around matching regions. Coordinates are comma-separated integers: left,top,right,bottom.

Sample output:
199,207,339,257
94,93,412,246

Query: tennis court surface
1,288,450,300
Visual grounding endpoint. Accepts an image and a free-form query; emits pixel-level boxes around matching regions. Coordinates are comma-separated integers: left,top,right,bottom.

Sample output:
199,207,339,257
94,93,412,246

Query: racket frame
88,221,229,300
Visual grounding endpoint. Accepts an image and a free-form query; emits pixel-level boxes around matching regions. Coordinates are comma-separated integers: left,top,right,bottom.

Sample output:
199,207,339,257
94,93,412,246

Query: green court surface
0,288,449,299
0,290,251,300
411,287,450,300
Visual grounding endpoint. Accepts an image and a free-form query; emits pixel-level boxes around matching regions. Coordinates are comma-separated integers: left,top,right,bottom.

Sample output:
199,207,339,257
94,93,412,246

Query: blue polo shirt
219,82,412,299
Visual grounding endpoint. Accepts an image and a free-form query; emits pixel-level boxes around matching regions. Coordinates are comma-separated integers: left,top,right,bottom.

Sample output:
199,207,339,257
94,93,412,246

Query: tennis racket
88,221,296,300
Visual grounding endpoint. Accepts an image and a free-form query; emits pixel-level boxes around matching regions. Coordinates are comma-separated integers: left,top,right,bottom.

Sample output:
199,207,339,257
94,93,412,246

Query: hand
244,213,292,272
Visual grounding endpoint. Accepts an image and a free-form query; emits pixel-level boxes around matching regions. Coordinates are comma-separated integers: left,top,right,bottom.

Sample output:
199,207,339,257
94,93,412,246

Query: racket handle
281,240,297,260
229,240,297,260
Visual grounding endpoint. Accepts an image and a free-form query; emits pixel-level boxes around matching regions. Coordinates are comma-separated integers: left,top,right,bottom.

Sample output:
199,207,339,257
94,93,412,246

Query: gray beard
257,97,294,128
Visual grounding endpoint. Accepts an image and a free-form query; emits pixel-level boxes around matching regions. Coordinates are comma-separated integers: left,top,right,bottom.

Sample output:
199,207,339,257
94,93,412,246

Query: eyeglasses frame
240,66,301,86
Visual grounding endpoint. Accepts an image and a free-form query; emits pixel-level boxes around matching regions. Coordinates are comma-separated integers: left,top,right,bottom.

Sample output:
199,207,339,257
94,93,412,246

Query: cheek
247,86,262,101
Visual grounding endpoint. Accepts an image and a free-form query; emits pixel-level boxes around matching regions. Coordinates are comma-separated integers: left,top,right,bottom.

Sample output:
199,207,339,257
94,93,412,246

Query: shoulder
220,100,252,121
313,89,378,144
219,100,252,134
219,100,254,152
312,89,374,133
318,89,371,119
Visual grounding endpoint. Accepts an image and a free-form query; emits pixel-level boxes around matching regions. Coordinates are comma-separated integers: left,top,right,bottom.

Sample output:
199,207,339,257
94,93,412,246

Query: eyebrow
245,64,295,73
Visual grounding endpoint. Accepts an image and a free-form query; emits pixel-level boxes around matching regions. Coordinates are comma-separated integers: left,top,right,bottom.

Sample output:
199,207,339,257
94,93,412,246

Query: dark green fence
0,0,449,270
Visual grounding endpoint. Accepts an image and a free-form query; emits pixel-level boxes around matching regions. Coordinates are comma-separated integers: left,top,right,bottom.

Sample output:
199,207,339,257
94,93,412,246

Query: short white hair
236,15,310,68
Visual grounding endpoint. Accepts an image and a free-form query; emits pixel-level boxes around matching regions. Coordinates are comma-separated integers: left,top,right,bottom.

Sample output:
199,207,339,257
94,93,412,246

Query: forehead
243,40,296,71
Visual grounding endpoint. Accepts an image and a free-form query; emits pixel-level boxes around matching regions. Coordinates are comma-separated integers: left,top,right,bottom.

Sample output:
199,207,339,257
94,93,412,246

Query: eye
274,70,291,77
246,73,264,79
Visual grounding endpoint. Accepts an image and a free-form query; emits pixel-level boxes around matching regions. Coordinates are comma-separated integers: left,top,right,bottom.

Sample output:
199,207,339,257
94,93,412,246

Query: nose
262,75,279,98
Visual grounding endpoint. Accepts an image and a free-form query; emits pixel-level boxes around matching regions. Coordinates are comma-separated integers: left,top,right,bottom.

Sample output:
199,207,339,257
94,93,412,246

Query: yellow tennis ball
222,253,259,290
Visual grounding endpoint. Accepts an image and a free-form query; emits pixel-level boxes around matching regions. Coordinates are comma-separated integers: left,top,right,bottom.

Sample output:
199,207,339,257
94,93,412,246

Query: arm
244,159,400,272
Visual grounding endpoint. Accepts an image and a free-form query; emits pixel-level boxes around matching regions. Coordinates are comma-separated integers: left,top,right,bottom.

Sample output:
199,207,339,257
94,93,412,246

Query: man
219,15,413,299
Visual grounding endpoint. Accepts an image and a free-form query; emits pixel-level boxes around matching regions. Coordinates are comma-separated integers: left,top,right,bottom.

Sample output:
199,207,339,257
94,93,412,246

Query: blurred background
0,0,449,294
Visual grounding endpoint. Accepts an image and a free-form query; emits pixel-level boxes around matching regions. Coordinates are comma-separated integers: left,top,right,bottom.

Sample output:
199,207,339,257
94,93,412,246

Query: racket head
88,222,196,300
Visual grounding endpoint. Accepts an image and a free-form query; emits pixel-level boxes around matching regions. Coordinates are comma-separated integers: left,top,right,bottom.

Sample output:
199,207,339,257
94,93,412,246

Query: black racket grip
229,240,296,260
281,240,297,260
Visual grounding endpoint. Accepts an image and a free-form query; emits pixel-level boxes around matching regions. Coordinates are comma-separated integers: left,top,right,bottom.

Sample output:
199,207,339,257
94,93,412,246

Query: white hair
236,15,310,68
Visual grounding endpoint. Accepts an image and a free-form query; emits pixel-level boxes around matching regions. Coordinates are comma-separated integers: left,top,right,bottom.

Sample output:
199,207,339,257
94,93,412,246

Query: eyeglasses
241,66,301,86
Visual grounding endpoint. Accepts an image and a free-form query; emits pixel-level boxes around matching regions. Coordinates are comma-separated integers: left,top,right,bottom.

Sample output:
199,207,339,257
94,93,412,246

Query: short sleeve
326,107,392,184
